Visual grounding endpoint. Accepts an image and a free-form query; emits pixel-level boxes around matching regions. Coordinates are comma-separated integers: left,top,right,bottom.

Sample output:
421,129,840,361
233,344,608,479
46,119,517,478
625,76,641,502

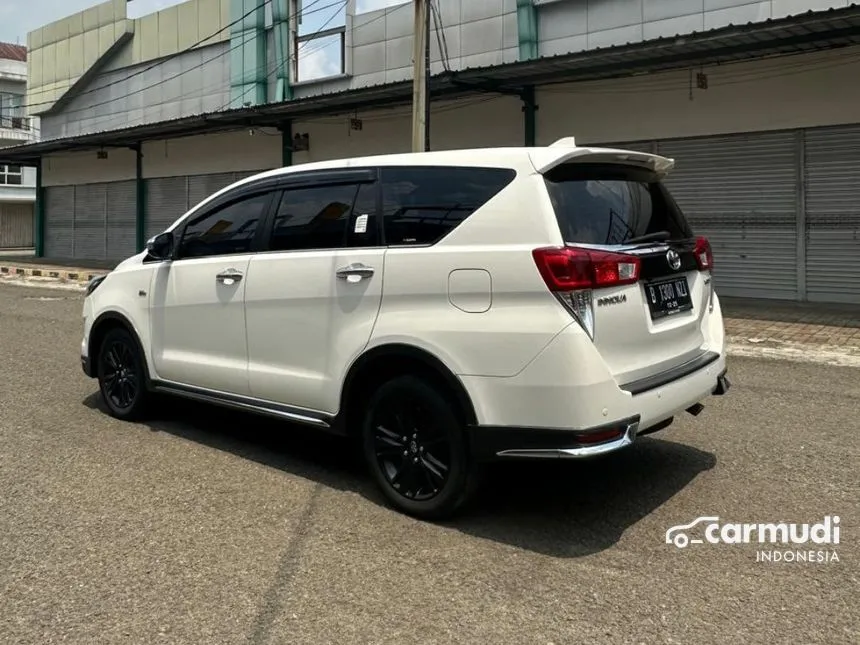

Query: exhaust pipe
713,373,731,396
685,403,705,417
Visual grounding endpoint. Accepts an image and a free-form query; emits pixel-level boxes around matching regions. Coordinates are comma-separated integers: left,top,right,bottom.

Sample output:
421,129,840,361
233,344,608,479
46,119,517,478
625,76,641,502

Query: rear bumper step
620,350,721,396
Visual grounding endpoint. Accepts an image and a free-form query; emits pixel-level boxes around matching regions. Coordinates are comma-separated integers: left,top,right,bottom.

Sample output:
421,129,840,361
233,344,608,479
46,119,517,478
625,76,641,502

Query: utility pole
411,0,429,152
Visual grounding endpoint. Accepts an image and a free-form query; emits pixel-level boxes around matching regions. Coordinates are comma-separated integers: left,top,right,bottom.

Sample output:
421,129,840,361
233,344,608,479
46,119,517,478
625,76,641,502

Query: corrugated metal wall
0,202,34,248
659,131,799,300
44,181,136,260
804,124,860,304
145,170,264,239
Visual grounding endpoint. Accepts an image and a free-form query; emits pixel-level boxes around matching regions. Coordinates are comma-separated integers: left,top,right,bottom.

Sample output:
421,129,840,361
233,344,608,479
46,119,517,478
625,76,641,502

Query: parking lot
0,283,856,644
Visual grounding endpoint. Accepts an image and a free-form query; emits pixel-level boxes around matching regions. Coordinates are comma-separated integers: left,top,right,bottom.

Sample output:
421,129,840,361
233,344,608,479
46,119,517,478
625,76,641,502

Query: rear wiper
624,231,672,244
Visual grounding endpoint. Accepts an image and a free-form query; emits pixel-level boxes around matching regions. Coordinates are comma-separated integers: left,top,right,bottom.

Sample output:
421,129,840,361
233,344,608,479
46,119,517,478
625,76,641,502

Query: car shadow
83,392,716,558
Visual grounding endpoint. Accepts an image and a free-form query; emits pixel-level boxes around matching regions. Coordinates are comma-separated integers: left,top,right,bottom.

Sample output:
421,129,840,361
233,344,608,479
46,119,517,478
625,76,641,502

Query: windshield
543,163,694,245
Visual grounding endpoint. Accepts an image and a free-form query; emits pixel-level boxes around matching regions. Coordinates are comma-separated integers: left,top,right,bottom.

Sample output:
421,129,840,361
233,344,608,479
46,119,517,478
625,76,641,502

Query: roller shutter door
145,170,269,238
804,125,860,304
0,202,34,248
44,181,137,260
106,181,137,260
658,132,799,300
146,176,188,239
45,186,75,258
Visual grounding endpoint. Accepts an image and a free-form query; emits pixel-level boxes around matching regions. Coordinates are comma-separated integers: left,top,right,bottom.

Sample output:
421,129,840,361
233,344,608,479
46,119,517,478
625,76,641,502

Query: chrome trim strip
151,380,332,428
496,422,639,459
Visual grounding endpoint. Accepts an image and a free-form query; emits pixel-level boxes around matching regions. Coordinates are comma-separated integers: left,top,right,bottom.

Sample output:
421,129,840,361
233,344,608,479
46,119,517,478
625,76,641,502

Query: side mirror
145,232,174,261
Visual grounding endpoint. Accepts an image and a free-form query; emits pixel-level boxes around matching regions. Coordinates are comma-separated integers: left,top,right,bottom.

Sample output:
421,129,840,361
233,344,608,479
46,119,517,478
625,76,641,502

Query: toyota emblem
666,249,682,271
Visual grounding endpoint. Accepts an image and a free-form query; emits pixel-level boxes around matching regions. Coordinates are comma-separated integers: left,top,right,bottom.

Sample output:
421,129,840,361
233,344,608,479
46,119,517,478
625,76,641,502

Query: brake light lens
531,247,641,291
694,236,714,271
532,246,641,339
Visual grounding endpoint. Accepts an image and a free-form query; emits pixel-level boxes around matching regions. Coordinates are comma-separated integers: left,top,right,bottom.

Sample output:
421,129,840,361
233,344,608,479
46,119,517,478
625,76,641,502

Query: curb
0,264,105,284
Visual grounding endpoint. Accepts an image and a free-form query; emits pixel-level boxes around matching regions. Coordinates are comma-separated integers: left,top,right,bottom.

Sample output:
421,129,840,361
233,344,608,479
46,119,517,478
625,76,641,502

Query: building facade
2,0,860,304
0,42,37,249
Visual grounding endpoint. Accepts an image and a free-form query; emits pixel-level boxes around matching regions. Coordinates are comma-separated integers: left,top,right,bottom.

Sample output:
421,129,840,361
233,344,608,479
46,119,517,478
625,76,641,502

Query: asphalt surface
0,283,857,645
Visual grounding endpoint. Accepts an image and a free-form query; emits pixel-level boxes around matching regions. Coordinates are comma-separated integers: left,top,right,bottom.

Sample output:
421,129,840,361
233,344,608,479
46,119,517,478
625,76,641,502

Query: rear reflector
694,236,714,271
532,246,641,291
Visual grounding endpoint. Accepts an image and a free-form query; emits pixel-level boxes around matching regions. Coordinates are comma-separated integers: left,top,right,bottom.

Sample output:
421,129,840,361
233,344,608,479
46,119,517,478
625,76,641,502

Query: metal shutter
45,186,75,258
804,125,860,304
73,183,108,259
146,176,188,239
106,180,137,260
658,132,799,300
0,202,34,248
187,172,238,210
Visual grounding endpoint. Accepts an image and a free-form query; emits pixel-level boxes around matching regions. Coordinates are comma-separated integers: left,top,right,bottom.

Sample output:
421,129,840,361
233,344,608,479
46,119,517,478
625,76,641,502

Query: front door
244,178,384,414
149,190,275,395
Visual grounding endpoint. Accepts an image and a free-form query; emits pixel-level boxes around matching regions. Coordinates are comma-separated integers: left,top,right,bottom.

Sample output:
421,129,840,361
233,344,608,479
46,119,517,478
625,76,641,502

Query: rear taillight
532,246,641,339
531,247,641,290
694,236,714,271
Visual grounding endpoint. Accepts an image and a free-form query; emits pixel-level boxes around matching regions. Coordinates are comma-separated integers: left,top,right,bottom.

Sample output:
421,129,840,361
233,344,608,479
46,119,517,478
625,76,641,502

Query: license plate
645,276,693,320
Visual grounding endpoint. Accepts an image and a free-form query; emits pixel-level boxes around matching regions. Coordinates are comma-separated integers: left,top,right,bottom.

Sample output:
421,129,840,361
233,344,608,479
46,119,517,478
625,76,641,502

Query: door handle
216,269,244,285
336,263,375,282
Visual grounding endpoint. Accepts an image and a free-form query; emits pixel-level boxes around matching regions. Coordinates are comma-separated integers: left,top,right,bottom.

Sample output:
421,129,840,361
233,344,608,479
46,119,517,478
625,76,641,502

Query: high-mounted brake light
532,247,641,290
694,236,714,271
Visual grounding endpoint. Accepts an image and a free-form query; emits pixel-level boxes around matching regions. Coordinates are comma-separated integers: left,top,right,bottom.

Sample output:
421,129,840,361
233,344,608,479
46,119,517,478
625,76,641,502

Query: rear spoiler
529,137,675,178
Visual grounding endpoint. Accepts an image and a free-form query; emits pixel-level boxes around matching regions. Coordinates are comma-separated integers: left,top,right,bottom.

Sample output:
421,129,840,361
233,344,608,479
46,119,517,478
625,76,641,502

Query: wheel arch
87,310,152,384
336,343,479,436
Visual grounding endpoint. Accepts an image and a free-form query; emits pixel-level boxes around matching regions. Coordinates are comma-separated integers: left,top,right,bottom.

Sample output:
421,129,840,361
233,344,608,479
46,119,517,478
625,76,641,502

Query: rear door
541,161,713,385
243,169,384,415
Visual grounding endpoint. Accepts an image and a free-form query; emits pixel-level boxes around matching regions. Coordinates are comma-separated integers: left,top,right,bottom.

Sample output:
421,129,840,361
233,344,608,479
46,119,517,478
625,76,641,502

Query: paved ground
0,283,857,644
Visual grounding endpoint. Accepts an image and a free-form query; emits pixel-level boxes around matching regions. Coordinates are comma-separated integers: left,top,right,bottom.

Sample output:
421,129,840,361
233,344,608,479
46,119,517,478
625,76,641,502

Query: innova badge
666,249,682,271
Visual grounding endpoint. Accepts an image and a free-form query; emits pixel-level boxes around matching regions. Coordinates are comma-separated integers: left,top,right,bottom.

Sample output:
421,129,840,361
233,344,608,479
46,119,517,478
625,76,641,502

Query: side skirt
150,380,342,434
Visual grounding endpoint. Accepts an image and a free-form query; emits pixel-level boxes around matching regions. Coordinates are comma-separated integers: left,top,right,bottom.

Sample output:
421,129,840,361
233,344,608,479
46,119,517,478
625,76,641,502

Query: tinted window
346,182,379,247
543,163,693,245
380,166,516,245
269,183,360,251
179,192,270,258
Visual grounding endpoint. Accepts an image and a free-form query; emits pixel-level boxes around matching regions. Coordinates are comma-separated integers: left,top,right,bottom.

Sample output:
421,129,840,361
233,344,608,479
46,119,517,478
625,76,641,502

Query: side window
380,166,516,246
179,192,271,259
346,182,379,247
269,183,360,252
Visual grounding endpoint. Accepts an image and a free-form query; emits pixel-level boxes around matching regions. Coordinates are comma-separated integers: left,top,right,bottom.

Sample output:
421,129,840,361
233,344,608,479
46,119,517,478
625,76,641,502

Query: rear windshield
543,163,694,245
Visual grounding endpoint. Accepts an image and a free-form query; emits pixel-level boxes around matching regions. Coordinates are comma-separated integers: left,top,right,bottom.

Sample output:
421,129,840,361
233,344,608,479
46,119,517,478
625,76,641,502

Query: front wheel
97,327,150,421
362,375,479,520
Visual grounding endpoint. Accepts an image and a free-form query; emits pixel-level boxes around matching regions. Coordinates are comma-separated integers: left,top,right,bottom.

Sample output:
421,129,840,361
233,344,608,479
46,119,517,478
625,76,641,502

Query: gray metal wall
44,181,136,260
145,170,265,239
612,124,860,304
0,202,34,248
39,43,231,140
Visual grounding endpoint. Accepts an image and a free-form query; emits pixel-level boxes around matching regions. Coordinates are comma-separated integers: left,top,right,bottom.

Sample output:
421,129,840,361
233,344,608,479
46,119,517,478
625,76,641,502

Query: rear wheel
362,375,478,520
97,327,150,421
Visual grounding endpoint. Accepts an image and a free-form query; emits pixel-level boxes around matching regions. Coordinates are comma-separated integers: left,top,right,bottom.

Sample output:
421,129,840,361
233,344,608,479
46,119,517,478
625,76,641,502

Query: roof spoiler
530,137,675,177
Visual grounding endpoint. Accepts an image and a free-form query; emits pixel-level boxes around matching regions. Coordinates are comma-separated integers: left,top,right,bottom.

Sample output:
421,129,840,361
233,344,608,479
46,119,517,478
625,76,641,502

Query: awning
3,3,860,164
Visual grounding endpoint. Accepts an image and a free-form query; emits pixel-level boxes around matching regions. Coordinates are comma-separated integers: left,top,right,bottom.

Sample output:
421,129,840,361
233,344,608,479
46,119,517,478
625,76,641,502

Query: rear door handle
216,269,244,285
336,263,375,282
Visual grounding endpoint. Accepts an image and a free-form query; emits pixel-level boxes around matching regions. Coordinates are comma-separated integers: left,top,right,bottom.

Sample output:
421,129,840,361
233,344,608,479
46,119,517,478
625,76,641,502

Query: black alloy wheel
97,327,149,420
362,375,478,519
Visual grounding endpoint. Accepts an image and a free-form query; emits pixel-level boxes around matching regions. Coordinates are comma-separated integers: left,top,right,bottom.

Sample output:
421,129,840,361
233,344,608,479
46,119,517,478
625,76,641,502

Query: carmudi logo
665,515,842,563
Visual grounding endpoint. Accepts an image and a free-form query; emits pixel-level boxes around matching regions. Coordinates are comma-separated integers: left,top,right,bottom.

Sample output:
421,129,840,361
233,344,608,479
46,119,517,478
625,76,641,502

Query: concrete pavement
0,282,857,644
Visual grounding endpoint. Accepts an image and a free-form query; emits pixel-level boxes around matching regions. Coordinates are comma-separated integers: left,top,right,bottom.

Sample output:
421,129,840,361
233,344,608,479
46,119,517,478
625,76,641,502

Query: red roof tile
0,42,27,62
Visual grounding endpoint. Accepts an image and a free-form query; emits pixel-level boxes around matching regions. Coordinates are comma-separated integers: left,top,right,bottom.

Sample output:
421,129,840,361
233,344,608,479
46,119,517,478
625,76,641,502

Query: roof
3,3,860,164
0,42,27,62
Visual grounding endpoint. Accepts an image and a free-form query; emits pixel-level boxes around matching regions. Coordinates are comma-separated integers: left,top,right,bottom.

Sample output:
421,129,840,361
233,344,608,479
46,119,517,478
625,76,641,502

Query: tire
362,375,479,520
97,327,150,421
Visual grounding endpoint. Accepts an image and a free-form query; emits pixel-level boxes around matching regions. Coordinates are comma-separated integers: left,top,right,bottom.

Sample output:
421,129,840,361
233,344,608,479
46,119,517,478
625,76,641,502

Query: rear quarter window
543,163,693,245
380,166,516,245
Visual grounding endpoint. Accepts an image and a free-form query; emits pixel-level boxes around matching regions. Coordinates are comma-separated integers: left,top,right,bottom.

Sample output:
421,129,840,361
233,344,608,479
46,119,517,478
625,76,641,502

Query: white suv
81,139,730,519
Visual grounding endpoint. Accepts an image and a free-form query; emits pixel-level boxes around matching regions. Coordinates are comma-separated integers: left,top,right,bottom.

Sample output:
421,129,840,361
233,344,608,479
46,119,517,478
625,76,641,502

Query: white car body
81,138,730,517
